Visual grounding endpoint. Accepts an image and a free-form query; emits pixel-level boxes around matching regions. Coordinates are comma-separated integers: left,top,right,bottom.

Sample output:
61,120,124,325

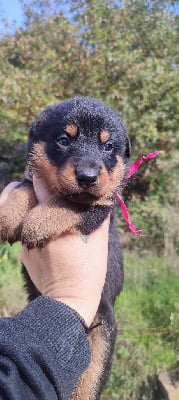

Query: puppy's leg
21,199,110,249
71,315,115,400
0,181,37,244
21,198,81,249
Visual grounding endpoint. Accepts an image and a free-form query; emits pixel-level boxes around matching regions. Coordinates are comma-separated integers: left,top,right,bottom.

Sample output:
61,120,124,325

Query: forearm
0,296,90,400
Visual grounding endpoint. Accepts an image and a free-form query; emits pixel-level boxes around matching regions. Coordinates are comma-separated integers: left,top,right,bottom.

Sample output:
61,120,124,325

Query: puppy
0,96,131,399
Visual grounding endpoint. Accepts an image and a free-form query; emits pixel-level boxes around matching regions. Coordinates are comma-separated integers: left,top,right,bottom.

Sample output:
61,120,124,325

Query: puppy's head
27,97,131,204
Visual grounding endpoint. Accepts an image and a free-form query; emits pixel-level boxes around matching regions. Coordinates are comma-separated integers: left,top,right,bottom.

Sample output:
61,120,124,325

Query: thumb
0,182,21,206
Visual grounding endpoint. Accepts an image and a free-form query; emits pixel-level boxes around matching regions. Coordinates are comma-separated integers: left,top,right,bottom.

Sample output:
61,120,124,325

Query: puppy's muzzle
76,167,98,187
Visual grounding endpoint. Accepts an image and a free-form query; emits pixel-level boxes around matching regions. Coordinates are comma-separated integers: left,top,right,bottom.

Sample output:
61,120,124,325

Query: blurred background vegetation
0,0,178,398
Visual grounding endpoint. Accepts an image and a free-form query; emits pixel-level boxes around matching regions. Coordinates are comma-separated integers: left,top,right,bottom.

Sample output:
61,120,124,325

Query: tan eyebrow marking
100,130,109,144
65,124,78,137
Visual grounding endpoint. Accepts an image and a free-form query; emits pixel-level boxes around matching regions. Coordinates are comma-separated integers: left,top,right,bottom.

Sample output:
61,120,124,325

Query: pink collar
114,151,164,235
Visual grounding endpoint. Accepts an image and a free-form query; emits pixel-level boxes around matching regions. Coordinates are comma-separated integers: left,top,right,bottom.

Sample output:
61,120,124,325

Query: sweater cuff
14,296,91,369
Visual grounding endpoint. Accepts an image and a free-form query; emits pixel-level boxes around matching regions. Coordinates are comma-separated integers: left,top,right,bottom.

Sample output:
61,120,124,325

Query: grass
0,242,27,316
0,243,178,399
102,252,179,400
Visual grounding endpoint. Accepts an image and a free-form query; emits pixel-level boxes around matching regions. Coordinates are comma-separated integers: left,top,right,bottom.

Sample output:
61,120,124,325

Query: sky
0,0,24,26
0,0,71,32
0,0,179,33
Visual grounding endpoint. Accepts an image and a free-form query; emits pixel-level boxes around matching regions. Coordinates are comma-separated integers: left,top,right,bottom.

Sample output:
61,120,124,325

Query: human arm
0,297,90,400
0,180,109,399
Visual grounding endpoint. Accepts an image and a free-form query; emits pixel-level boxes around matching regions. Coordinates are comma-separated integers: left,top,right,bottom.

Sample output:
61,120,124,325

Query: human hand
0,179,109,326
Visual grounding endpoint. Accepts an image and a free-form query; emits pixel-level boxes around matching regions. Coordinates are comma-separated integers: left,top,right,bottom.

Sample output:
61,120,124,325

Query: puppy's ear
120,120,131,159
29,118,43,140
125,134,131,159
29,108,49,141
29,121,36,140
27,119,41,153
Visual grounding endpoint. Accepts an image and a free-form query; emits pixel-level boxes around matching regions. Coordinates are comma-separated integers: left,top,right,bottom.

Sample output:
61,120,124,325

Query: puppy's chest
51,197,113,236
74,203,113,235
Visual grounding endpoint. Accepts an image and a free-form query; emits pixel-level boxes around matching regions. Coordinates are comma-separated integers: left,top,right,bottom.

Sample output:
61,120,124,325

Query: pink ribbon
115,151,164,235
115,192,143,235
127,151,164,178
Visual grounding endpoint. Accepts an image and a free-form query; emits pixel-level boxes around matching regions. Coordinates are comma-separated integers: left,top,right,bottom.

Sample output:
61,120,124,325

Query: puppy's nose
77,168,98,187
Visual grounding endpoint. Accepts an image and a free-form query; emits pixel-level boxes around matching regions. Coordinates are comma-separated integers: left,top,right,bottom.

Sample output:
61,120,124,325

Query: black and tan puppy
0,96,131,399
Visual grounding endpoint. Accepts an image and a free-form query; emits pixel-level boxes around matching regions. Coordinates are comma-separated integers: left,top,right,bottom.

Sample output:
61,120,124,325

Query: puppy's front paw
0,209,22,244
21,225,51,250
21,211,52,250
0,181,37,245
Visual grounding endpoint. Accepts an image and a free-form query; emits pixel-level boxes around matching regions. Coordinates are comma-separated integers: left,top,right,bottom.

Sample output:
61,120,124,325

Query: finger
33,176,51,203
0,182,21,206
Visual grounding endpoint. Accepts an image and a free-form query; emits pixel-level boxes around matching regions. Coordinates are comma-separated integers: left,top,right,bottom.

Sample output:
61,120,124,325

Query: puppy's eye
56,136,69,147
104,141,113,152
